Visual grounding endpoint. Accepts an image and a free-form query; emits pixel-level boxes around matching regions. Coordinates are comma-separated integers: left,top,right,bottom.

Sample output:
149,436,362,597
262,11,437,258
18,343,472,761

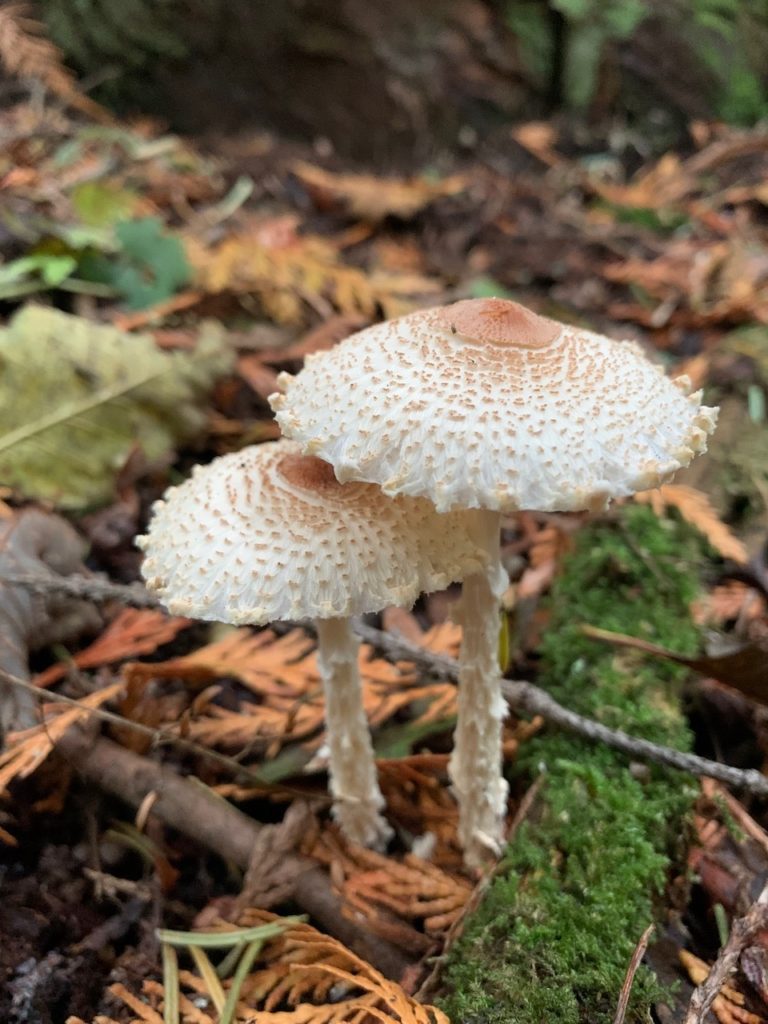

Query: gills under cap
271,298,719,513
137,439,485,623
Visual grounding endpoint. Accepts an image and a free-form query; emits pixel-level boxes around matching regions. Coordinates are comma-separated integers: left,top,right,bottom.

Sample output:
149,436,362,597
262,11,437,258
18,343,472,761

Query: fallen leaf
0,307,233,509
291,161,465,222
582,624,768,707
189,215,440,325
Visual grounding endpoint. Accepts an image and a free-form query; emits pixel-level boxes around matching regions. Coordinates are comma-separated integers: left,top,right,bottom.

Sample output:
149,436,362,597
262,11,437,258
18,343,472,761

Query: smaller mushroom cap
137,439,486,623
271,298,719,513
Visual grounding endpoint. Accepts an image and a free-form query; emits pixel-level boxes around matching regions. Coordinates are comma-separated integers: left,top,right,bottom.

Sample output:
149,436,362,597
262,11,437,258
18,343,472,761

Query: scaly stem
315,617,392,849
448,508,508,867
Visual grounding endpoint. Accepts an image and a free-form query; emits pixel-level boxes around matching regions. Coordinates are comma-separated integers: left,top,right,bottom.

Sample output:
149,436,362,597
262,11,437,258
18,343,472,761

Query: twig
613,924,654,1024
5,573,768,798
0,666,307,796
56,729,410,980
683,880,768,1024
356,622,768,799
0,571,160,608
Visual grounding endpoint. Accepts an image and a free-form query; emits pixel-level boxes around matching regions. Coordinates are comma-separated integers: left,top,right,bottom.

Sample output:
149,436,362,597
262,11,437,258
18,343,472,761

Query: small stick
57,729,410,980
0,667,309,797
683,880,768,1024
613,924,654,1024
5,573,768,798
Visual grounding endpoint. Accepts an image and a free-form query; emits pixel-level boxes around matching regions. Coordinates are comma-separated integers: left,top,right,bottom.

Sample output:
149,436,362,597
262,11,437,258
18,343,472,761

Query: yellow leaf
291,161,465,222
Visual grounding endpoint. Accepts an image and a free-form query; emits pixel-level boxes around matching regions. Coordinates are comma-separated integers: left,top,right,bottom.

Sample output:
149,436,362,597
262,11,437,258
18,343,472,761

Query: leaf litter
2,58,768,1024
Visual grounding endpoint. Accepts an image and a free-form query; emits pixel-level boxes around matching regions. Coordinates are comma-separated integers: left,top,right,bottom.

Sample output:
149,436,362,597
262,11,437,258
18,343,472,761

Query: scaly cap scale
137,438,486,623
271,298,719,513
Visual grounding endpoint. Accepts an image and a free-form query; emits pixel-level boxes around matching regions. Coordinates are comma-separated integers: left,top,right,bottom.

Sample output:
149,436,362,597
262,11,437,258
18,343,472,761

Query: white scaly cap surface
137,438,486,623
271,298,719,513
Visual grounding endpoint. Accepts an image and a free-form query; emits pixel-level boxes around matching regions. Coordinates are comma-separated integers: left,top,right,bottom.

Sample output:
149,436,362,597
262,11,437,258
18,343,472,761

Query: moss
439,505,704,1024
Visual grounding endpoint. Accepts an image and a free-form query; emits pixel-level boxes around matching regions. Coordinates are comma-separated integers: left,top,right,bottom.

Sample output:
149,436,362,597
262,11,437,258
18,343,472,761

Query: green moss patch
440,505,703,1024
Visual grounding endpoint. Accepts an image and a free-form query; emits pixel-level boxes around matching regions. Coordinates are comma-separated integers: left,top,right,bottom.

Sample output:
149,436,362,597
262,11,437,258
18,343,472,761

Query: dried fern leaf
123,625,459,753
0,2,111,121
0,681,123,793
291,161,466,222
635,484,747,563
188,216,440,326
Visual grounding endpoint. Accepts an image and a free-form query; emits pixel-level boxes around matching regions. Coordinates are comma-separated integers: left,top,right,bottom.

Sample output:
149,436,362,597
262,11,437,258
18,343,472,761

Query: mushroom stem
315,616,393,849
449,508,509,867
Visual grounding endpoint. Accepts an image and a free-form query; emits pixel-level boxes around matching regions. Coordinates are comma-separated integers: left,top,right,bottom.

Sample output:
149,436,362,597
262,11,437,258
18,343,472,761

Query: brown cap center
277,453,341,492
436,298,561,349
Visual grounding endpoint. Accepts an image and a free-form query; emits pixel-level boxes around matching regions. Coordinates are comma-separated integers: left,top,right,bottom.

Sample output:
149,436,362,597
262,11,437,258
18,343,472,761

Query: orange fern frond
0,2,112,122
635,484,747,564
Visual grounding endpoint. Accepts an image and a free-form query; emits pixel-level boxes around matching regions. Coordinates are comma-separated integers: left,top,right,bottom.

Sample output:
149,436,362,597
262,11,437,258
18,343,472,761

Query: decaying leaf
635,485,748,564
0,2,112,123
0,681,123,794
604,236,768,327
582,625,768,707
0,307,233,509
291,161,466,222
189,216,440,325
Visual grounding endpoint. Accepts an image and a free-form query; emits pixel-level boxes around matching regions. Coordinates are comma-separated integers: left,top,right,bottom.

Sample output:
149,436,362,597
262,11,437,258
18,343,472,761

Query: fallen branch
683,879,768,1024
5,572,768,797
56,728,410,980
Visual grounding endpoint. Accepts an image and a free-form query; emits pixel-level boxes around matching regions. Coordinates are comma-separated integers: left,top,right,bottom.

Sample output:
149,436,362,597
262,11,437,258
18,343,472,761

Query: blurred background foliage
32,0,768,160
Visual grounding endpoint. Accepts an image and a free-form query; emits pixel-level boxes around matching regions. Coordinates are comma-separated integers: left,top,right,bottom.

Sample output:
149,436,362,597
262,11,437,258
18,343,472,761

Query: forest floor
1,95,768,1024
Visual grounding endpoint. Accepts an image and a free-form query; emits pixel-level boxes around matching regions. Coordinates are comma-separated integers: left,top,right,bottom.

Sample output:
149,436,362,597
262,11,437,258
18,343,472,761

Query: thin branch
5,572,768,798
357,621,768,798
56,729,409,980
0,666,312,799
613,924,654,1024
683,880,768,1024
0,571,160,608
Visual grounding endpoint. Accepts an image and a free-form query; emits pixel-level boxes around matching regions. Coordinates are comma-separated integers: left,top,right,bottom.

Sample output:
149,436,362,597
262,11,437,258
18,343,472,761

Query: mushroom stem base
449,508,508,867
316,616,393,849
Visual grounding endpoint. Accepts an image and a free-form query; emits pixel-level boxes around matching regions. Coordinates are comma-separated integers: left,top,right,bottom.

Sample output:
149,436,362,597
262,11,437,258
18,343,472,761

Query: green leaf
467,276,517,300
109,217,191,309
0,306,233,510
0,254,78,298
71,181,138,227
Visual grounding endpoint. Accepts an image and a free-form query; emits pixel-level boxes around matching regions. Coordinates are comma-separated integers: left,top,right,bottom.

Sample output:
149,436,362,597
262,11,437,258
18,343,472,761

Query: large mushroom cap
137,439,486,623
271,298,719,513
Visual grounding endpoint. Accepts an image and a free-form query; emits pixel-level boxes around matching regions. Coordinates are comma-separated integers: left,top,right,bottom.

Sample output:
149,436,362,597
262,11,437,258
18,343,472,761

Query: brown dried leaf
679,950,765,1024
124,625,461,752
517,523,575,600
189,216,440,325
291,161,465,222
35,608,191,689
582,625,768,707
635,485,747,564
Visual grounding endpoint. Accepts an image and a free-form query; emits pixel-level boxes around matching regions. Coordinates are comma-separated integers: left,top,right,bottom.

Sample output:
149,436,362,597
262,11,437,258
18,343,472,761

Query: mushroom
270,297,719,866
136,438,486,849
